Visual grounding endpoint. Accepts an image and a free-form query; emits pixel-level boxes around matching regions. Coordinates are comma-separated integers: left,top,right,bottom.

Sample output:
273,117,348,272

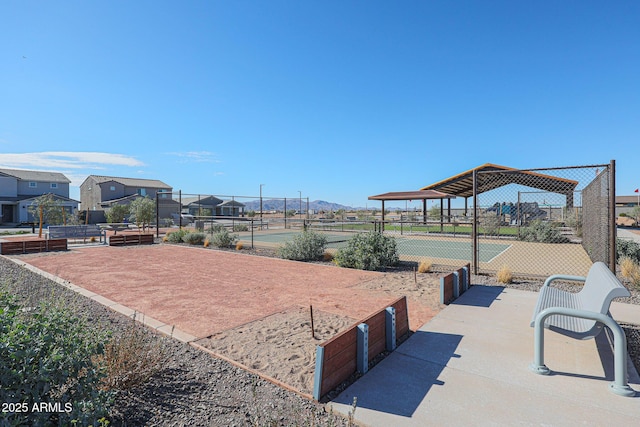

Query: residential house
182,195,245,217
0,168,78,224
80,175,178,223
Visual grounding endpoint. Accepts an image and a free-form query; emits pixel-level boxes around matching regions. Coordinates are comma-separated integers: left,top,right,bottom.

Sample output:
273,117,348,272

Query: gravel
1,250,638,425
0,256,349,426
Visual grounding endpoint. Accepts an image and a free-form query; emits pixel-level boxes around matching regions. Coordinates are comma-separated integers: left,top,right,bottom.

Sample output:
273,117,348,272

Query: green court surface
238,231,510,262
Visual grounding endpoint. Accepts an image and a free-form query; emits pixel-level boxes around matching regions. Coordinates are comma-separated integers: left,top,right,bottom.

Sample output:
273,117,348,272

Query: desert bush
620,257,640,288
207,224,226,234
277,230,328,261
209,228,238,248
418,259,432,273
233,224,249,232
334,232,399,271
166,229,188,243
0,292,112,425
97,315,168,391
518,220,569,243
236,242,244,250
496,265,513,284
323,251,334,262
480,213,501,236
182,232,206,245
617,238,640,263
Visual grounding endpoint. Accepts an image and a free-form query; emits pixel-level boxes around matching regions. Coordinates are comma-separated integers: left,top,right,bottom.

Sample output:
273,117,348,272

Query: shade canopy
420,163,578,199
368,190,456,202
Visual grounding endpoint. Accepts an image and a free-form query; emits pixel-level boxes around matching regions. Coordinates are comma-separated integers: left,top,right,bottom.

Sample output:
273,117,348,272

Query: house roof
616,196,640,205
0,168,71,183
19,193,79,203
87,175,172,189
368,190,456,201
218,200,245,207
182,196,223,206
420,163,579,198
98,194,140,207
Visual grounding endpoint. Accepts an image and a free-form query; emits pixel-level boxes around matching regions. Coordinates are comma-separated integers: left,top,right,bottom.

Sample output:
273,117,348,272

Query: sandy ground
196,269,445,395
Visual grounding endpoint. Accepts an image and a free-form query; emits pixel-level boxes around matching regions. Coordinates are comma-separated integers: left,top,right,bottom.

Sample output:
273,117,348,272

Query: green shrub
617,238,640,263
277,230,328,261
207,224,226,234
233,224,249,232
0,292,112,425
518,220,570,243
182,232,206,245
334,232,399,271
209,228,238,248
166,229,188,243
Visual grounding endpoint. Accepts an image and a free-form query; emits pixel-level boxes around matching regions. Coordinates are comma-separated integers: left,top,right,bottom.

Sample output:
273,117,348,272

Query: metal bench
46,225,106,243
529,261,635,396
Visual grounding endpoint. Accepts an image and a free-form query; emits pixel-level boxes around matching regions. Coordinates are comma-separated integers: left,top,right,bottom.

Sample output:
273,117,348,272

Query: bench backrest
48,225,102,237
579,262,630,314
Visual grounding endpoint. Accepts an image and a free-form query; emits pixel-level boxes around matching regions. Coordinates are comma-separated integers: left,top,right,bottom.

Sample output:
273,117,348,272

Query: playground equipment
486,202,548,225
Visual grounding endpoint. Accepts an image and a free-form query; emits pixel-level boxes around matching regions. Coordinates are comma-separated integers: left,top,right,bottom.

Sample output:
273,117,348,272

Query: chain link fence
154,191,312,232
473,163,614,278
106,163,614,279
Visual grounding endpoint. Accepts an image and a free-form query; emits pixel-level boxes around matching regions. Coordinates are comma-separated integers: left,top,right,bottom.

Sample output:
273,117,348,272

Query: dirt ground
14,243,445,395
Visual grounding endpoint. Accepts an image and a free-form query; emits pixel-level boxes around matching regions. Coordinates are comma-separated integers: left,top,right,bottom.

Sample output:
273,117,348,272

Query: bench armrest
542,274,586,288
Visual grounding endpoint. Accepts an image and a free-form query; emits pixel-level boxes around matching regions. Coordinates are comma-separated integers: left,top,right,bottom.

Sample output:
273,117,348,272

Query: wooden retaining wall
313,296,409,400
0,238,68,255
109,234,154,246
440,263,471,305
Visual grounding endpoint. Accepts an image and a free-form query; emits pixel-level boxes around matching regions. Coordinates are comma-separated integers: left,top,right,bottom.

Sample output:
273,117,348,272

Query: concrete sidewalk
329,286,640,426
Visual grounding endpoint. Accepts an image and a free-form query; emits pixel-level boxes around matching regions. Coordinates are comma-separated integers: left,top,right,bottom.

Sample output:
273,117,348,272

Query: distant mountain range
241,199,353,212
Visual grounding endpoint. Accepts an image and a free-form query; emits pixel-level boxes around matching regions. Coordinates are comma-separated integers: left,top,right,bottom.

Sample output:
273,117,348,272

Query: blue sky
1,1,638,209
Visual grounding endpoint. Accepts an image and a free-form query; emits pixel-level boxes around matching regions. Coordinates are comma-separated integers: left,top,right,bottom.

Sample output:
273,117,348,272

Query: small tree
106,204,130,223
27,194,66,236
632,206,640,224
129,197,156,232
428,206,441,220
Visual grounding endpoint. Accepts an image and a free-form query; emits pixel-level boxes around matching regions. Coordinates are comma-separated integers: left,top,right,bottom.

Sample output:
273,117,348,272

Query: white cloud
0,152,144,169
166,151,220,163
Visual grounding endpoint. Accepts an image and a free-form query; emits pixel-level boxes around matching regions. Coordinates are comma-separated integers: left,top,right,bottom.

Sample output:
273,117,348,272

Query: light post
298,191,302,220
260,184,265,220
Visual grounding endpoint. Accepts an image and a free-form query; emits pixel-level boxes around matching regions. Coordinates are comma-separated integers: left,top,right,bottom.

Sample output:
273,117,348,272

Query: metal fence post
357,323,369,374
609,159,616,273
472,169,478,275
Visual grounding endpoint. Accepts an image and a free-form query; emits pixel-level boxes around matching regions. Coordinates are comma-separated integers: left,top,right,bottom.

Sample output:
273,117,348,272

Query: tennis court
237,230,510,263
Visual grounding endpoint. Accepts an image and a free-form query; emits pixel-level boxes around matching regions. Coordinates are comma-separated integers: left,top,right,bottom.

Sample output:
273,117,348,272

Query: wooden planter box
0,238,68,255
109,234,155,246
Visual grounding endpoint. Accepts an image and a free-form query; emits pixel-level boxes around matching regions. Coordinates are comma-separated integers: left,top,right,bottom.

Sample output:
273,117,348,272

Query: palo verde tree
27,194,67,236
106,204,130,223
129,196,156,232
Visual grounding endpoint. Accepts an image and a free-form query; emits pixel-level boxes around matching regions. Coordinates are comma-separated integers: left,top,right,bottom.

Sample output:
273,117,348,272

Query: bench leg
530,307,636,397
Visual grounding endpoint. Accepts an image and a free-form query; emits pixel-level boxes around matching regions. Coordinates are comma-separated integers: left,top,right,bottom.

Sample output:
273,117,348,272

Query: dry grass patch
417,259,432,273
97,315,169,391
496,265,513,284
620,256,640,288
